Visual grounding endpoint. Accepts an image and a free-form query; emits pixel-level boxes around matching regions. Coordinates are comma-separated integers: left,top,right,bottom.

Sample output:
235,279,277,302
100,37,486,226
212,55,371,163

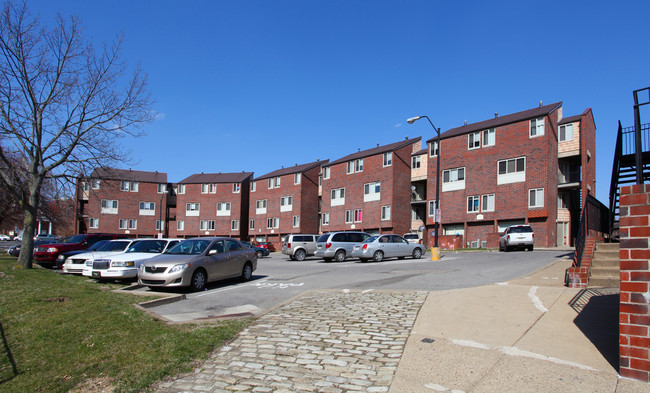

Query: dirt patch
69,376,115,393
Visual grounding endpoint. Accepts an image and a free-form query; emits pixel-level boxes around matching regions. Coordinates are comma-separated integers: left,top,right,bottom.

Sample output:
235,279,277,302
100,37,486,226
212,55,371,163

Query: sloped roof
91,168,167,183
254,160,330,181
426,102,562,144
412,147,428,156
179,172,253,184
559,114,582,125
327,137,422,167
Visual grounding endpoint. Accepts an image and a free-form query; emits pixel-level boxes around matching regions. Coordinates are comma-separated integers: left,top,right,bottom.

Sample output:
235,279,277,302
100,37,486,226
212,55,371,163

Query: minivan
314,231,371,262
282,234,319,261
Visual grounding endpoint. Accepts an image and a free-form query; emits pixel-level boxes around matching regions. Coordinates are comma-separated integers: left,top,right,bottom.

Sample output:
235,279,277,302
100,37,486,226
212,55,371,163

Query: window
347,159,363,174
89,218,99,229
323,166,330,179
482,128,495,146
202,184,217,194
559,124,574,142
208,220,215,231
249,219,255,230
331,187,345,206
157,184,166,193
256,199,267,214
497,157,526,185
128,219,137,230
177,221,184,231
322,212,329,225
292,215,300,227
467,196,480,213
412,155,421,169
428,200,439,218
251,181,256,192
345,209,363,223
345,210,353,223
354,209,362,222
231,220,239,230
280,196,293,212
120,181,130,191
482,194,495,212
131,182,139,192
232,183,241,193
430,141,439,157
266,218,279,229
139,202,155,216
268,177,281,189
364,182,381,202
383,152,392,167
468,132,481,149
294,173,301,185
186,203,200,216
530,118,545,137
91,179,100,189
558,192,570,209
217,202,231,216
529,188,544,208
156,220,164,231
381,205,391,221
442,167,465,192
177,184,185,194
101,199,118,214
83,181,90,191
118,219,127,230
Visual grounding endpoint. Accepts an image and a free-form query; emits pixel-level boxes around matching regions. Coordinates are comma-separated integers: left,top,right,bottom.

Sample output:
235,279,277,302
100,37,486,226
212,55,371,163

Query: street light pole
407,115,441,255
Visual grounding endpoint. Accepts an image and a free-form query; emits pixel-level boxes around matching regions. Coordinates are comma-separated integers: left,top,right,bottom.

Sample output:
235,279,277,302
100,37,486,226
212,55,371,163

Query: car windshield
166,239,211,255
98,240,132,252
509,226,533,233
126,240,167,253
61,234,86,244
89,240,111,251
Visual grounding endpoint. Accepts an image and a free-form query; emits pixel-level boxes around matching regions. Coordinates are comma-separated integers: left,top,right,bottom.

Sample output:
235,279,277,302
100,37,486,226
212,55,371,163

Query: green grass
0,255,250,392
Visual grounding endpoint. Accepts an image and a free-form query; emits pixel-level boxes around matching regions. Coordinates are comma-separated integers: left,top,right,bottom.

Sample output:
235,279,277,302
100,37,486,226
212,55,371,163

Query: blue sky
30,0,650,204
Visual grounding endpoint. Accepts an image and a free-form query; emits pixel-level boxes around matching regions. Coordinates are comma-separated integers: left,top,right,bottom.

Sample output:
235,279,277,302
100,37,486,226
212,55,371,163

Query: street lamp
407,115,441,259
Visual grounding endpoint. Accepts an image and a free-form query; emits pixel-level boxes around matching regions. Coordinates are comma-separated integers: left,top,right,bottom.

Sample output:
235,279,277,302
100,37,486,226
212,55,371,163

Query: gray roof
559,114,582,125
254,160,330,181
179,172,253,184
427,102,562,144
91,168,167,183
327,137,422,167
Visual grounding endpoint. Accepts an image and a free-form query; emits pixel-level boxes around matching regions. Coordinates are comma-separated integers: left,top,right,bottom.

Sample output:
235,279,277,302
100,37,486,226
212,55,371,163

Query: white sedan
351,234,425,262
61,239,138,274
83,238,180,280
0,234,11,241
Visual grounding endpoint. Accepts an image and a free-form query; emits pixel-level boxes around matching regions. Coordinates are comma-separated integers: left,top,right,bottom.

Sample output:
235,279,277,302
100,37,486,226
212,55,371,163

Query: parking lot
139,248,572,322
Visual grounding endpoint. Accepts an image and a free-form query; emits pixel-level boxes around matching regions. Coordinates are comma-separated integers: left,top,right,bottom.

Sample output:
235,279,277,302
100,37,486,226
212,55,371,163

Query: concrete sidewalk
390,258,647,393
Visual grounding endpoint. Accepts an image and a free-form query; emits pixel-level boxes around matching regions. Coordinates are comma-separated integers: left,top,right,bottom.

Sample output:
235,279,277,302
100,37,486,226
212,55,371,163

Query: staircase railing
573,199,588,269
573,193,610,269
609,122,623,237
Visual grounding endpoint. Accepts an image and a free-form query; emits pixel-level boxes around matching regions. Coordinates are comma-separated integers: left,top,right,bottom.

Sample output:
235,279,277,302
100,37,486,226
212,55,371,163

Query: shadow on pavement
571,288,620,371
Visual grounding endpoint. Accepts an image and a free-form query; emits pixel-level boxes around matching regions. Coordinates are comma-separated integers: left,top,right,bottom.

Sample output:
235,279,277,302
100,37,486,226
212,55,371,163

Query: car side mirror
208,249,217,256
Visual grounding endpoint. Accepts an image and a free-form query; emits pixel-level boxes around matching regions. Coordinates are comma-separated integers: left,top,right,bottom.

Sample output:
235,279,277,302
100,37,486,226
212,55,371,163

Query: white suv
499,225,534,251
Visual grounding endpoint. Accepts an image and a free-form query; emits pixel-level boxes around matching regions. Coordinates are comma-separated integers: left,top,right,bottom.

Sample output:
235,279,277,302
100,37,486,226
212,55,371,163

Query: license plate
92,271,101,278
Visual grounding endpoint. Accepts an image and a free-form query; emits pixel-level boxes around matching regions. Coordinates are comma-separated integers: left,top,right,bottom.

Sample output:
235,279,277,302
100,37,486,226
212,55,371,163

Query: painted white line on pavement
500,346,597,371
528,286,548,312
424,383,466,392
451,339,491,350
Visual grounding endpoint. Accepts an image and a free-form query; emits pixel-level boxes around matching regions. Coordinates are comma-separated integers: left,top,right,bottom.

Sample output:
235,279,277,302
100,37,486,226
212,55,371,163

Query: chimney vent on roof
464,120,467,126
405,136,408,140
539,100,543,107
377,143,379,147
494,112,498,118
358,148,360,152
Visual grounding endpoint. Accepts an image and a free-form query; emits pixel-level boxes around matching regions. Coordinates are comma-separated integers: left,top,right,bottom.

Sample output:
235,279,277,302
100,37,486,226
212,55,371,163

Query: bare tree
0,2,153,268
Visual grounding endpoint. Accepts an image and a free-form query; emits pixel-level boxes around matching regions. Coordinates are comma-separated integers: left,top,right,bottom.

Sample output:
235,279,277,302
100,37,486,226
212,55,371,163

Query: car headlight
46,247,58,253
169,263,191,273
111,261,135,268
56,255,65,261
85,260,92,266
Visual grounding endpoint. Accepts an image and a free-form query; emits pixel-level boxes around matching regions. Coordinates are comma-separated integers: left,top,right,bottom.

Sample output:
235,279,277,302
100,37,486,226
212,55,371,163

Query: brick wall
619,184,650,383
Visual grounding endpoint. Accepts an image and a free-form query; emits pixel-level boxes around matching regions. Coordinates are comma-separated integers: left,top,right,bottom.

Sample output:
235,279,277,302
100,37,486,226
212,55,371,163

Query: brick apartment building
248,160,327,249
171,172,253,240
419,102,596,249
75,168,171,237
320,137,421,237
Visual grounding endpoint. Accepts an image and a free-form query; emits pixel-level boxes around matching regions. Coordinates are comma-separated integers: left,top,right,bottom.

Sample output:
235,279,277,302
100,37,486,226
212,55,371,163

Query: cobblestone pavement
154,290,428,392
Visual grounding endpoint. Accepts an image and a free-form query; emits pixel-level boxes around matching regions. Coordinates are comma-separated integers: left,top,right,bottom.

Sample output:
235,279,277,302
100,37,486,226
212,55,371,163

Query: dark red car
256,242,275,252
33,233,127,268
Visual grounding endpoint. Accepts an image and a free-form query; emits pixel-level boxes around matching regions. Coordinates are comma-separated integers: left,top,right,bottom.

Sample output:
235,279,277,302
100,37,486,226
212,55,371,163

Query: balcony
558,167,581,189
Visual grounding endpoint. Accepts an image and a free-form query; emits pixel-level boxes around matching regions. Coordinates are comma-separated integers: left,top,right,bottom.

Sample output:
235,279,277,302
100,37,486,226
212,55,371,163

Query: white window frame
559,124,574,142
354,209,362,223
497,157,526,185
217,202,231,216
249,219,255,230
322,212,329,226
363,182,381,202
121,181,130,192
128,219,137,230
131,182,139,192
232,183,241,193
157,183,166,194
256,199,267,214
292,215,300,227
383,152,392,167
101,199,118,215
177,184,185,194
331,187,345,207
467,196,480,213
156,220,164,231
118,219,127,230
468,132,481,150
139,201,155,216
412,155,421,169
482,128,495,147
381,205,391,221
529,188,544,208
530,117,545,137
91,179,100,189
347,159,364,174
280,196,293,212
429,141,439,157
268,177,281,189
323,166,330,179
442,167,466,192
177,220,184,231
186,202,200,216
345,210,353,224
89,218,99,229
251,181,256,192
231,220,239,230
428,200,439,217
294,173,301,185
481,194,495,212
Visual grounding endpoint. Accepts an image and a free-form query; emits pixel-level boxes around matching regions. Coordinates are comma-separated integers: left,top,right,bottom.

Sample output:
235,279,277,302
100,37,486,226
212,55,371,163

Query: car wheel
528,245,534,251
373,251,384,262
334,250,346,262
241,263,253,281
295,249,306,261
412,248,422,259
190,269,207,292
256,250,264,259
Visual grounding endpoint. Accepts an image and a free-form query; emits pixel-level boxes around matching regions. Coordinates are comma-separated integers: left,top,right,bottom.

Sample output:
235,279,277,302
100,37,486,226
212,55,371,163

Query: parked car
256,242,275,252
351,234,425,262
13,235,22,241
499,225,535,251
315,231,371,262
138,237,257,291
242,241,269,258
0,234,11,241
403,233,422,244
282,234,319,261
61,239,138,274
35,233,60,242
7,240,51,257
83,238,181,281
33,233,127,268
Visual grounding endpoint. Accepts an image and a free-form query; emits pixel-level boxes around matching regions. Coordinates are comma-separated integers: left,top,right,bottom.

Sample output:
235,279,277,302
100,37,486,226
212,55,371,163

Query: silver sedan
351,234,425,262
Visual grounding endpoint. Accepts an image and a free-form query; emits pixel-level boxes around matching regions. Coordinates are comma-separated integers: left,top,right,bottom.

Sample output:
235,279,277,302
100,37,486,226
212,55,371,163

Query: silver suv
499,225,534,251
282,234,319,261
315,231,371,262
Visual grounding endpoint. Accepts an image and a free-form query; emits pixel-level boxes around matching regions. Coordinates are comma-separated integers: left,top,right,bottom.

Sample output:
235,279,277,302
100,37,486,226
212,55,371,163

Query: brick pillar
619,184,650,383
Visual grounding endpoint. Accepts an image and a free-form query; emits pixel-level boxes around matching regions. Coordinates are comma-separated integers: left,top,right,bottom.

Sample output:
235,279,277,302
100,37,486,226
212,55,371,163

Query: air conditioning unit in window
470,241,479,249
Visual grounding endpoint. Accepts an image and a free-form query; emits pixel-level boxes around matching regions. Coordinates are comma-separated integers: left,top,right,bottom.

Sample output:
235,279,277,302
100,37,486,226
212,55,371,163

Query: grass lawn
0,255,250,392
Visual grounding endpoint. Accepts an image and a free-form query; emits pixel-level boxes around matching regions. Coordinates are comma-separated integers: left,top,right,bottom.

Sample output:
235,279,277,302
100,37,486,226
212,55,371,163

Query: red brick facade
619,184,650,383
